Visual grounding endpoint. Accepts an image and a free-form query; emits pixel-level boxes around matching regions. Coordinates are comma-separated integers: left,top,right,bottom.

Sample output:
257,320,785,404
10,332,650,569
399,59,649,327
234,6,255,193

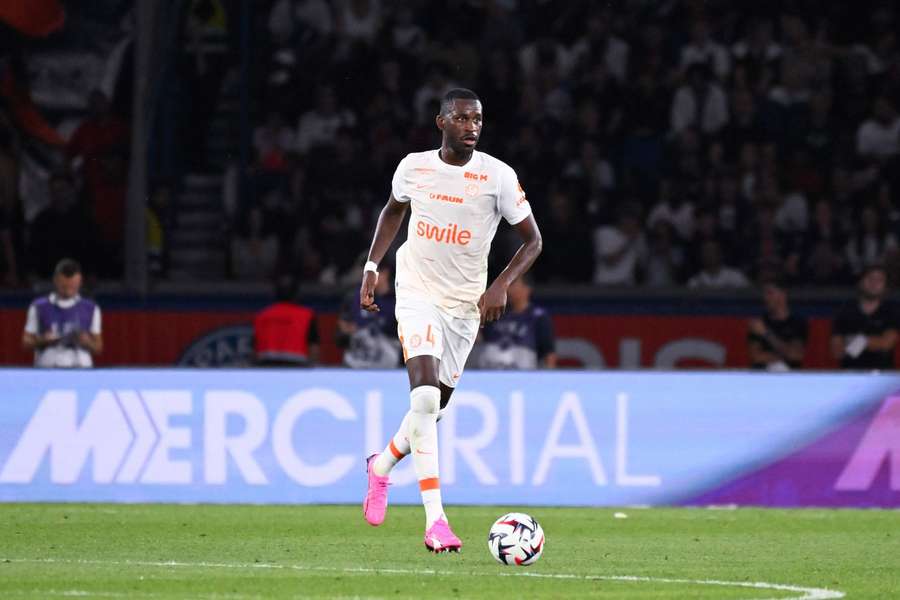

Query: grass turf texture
1,504,897,599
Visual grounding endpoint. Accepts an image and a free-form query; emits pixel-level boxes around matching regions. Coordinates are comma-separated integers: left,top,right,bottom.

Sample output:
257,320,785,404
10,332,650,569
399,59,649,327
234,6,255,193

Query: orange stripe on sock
419,477,440,491
389,440,405,460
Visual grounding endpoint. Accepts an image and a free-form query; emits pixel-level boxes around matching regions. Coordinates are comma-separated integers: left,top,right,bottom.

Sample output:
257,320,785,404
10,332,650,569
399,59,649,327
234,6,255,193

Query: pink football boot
363,454,389,526
424,518,462,553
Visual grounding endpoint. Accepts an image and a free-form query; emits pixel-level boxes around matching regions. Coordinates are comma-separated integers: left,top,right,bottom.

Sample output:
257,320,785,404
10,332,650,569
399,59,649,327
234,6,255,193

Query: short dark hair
861,262,887,280
54,258,81,278
441,88,480,115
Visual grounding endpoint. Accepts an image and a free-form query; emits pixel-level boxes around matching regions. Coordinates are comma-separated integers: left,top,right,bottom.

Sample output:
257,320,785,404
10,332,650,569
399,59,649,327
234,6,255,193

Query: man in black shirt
831,264,899,370
747,278,808,370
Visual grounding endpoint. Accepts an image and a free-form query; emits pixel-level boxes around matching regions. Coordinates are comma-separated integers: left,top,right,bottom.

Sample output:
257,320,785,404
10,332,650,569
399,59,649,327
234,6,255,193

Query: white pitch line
1,557,844,600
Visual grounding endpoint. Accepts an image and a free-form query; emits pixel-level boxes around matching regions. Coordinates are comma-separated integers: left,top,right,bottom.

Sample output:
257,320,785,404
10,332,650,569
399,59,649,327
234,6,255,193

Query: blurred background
1,0,900,369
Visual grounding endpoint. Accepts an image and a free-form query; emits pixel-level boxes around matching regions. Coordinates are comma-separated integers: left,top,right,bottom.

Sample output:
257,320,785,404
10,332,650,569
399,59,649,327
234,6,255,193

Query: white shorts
395,295,479,387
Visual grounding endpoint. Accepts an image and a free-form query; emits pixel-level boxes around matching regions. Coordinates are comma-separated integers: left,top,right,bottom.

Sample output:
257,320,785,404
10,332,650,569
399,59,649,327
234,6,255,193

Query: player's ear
435,113,445,131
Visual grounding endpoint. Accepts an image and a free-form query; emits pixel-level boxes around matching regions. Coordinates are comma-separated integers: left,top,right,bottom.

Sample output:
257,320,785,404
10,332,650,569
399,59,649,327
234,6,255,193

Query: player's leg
371,384,453,478
365,299,446,531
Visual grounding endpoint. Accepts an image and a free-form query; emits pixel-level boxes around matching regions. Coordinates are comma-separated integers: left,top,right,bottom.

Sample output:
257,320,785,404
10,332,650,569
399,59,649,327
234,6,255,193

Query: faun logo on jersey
416,220,472,245
429,192,464,204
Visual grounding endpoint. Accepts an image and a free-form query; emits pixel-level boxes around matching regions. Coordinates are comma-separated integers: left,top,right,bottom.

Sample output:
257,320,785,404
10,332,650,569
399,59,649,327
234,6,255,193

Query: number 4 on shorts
426,324,435,346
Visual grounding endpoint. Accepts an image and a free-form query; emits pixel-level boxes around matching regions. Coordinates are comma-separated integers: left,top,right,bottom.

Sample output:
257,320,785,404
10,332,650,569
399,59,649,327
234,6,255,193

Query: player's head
436,88,482,155
760,274,788,314
508,273,533,309
859,263,888,301
53,258,82,299
274,273,298,302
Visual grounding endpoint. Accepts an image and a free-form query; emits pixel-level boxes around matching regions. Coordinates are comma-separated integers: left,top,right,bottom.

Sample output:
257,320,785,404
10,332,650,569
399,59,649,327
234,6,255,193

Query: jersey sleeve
390,156,412,203
24,304,38,334
498,164,531,225
90,306,102,335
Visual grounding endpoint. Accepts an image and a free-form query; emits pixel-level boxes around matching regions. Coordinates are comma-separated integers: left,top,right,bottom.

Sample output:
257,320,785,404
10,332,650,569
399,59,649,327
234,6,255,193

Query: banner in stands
0,309,846,369
1,370,897,507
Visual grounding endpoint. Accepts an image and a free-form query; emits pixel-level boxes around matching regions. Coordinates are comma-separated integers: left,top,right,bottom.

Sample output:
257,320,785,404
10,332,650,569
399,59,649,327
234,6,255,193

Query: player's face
861,269,886,299
439,99,483,153
762,284,785,313
54,273,82,299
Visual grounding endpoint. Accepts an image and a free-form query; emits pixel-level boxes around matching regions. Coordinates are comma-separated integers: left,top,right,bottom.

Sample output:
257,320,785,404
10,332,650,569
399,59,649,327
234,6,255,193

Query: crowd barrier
1,369,897,507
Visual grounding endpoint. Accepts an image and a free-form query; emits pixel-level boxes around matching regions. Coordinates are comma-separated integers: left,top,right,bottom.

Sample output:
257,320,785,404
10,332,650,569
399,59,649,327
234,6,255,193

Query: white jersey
391,149,532,319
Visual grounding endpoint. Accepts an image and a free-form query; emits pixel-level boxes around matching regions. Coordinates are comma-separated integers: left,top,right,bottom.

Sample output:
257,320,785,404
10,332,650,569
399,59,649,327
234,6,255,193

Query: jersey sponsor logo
429,192,464,204
465,183,479,197
415,220,472,246
464,172,488,182
516,182,528,207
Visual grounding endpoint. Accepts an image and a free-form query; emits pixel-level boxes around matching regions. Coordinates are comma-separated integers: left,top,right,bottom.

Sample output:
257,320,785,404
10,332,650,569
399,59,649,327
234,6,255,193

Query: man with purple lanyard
22,258,103,367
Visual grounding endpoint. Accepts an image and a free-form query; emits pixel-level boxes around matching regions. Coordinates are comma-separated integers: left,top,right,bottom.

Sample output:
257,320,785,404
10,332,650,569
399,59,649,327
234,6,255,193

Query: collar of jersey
433,148,479,170
49,293,81,309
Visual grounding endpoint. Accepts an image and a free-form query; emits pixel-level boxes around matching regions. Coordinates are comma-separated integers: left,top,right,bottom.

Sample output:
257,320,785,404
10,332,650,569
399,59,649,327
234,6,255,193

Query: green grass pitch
1,504,898,598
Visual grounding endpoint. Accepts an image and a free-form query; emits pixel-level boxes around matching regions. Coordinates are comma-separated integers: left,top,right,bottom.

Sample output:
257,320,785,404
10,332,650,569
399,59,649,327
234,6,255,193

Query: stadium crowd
240,0,900,289
1,0,900,292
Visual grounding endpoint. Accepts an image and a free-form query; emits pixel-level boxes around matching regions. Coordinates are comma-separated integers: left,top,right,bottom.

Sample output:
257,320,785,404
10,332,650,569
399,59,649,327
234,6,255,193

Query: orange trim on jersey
389,440,405,459
419,477,440,491
398,324,409,362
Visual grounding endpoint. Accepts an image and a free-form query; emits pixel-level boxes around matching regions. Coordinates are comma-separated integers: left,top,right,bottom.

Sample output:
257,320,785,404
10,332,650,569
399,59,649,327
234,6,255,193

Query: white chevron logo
0,390,190,484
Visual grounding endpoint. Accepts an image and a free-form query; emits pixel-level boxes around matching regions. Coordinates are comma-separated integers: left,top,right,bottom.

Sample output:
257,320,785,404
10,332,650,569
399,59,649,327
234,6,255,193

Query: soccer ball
487,512,545,566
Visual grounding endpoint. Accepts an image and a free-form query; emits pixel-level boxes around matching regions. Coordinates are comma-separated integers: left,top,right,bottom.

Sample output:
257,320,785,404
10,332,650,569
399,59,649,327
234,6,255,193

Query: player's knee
410,385,440,415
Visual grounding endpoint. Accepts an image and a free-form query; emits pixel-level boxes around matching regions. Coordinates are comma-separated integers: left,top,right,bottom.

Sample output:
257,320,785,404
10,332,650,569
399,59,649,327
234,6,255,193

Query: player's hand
360,271,380,312
77,332,94,349
478,282,507,327
748,319,766,336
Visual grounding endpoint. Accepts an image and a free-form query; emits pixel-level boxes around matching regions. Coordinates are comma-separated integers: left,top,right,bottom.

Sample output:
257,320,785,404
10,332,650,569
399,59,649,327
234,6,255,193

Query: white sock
373,411,411,476
408,385,444,527
422,488,444,527
373,408,447,477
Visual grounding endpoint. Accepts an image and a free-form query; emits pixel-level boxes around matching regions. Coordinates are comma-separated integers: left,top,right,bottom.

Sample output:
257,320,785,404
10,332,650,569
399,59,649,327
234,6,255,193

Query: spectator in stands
475,274,556,370
0,126,21,287
66,89,129,276
688,240,749,289
731,18,781,93
644,220,685,287
845,205,898,277
803,199,848,285
747,277,808,370
28,171,99,279
336,263,401,369
22,258,102,368
831,264,899,370
253,110,295,172
295,85,357,153
593,201,646,286
533,188,593,283
670,63,729,136
253,274,319,366
856,95,900,163
647,178,697,242
569,10,629,83
680,19,730,81
66,90,129,175
335,0,381,47
231,206,279,281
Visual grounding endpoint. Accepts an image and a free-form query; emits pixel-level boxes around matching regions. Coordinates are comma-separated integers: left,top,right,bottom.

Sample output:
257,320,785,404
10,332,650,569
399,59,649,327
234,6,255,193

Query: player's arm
22,304,58,351
361,195,409,312
77,332,103,355
866,328,898,351
479,215,542,326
